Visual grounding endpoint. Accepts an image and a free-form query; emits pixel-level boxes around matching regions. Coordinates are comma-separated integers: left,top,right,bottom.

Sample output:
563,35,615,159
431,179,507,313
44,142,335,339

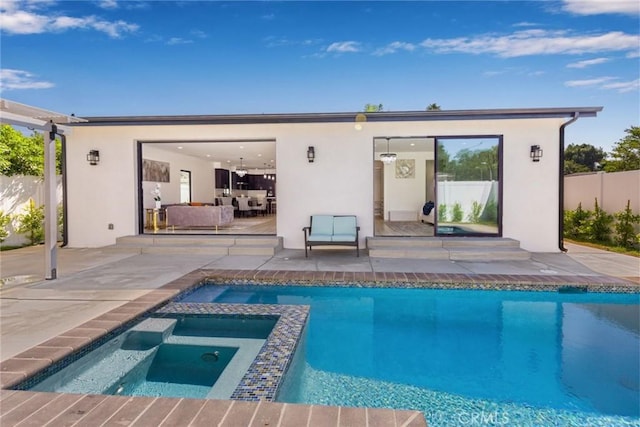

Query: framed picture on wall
143,159,170,182
395,159,415,179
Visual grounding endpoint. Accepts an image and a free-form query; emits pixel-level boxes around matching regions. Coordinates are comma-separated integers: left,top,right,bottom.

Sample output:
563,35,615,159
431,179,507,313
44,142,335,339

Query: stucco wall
0,175,63,246
564,170,640,214
65,117,566,251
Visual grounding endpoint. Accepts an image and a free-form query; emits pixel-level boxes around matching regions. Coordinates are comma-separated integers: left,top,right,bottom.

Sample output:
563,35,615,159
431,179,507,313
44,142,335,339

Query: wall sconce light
307,146,315,163
86,150,100,165
530,145,543,162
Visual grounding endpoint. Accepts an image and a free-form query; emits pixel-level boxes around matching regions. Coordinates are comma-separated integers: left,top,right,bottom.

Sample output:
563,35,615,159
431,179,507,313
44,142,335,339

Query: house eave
70,107,603,126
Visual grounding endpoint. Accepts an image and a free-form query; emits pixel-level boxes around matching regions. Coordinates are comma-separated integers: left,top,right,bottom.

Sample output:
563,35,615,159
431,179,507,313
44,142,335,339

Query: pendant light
380,137,397,164
236,157,248,177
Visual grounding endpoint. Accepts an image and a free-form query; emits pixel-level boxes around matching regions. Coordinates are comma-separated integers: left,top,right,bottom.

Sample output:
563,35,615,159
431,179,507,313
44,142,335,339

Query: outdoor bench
303,215,360,257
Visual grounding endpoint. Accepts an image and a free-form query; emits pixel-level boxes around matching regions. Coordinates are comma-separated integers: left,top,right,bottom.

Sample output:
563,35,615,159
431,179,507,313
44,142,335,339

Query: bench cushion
332,234,356,242
310,215,334,236
308,234,333,242
333,216,357,236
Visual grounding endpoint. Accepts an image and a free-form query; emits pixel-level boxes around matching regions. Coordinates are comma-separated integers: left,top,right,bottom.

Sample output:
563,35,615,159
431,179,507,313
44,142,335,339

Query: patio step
367,237,530,260
110,235,283,256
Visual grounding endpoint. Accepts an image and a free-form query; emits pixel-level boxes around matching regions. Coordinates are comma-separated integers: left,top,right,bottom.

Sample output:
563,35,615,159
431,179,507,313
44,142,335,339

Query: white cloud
0,9,48,33
326,41,361,53
167,37,192,46
261,13,275,20
602,79,640,93
0,1,138,37
0,69,54,91
420,30,639,58
567,57,610,68
92,19,138,38
264,36,322,48
191,29,207,39
513,21,539,27
98,0,118,10
562,0,639,16
373,41,416,56
564,76,616,87
566,76,640,93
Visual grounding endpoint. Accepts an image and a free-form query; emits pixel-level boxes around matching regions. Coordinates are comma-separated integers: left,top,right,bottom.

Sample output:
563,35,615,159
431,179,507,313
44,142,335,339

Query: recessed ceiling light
226,160,231,163
410,143,415,146
258,153,262,157
177,146,183,149
239,146,244,149
206,154,211,157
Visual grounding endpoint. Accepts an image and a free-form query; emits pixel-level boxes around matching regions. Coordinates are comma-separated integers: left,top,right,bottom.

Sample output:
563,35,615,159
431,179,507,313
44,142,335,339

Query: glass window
435,136,501,236
180,170,191,204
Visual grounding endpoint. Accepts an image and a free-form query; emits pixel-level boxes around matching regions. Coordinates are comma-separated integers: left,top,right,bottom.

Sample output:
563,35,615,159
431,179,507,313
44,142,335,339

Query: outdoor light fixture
530,145,543,162
86,150,100,165
307,146,315,163
380,138,397,164
236,157,248,177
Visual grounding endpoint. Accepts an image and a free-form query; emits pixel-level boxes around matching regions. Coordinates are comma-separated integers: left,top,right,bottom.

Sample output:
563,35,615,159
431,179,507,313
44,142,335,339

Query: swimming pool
28,315,276,400
179,285,640,426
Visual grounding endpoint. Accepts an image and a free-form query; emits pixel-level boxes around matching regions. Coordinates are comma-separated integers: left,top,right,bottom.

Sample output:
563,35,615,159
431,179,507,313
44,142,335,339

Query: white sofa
166,205,234,230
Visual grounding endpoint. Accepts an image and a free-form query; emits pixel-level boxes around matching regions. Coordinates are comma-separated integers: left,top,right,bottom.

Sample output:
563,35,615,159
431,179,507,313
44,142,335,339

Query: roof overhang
0,98,86,133
72,106,603,127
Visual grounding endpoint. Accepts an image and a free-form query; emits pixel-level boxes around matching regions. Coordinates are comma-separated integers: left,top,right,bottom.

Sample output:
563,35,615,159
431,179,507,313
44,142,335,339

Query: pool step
109,235,283,256
367,237,530,260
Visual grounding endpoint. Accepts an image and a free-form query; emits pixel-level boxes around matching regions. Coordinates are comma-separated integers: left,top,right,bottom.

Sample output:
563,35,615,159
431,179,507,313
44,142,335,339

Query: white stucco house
59,106,601,253
1,100,603,259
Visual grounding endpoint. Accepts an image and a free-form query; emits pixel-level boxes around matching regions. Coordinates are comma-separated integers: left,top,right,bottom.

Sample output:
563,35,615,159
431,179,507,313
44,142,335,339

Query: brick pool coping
1,268,638,426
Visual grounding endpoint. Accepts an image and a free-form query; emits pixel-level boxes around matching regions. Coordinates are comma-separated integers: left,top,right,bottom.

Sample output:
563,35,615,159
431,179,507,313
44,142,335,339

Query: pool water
29,315,275,400
180,285,640,426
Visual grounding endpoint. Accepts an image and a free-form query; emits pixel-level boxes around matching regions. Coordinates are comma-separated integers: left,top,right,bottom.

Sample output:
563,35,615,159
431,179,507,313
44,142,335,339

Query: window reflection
436,137,501,236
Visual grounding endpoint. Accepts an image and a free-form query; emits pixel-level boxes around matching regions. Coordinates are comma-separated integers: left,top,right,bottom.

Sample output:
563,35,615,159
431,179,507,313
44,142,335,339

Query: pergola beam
1,99,84,280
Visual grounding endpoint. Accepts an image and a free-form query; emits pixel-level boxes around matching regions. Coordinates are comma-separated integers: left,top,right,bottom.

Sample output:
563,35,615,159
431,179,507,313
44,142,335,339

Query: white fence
564,170,640,214
0,175,63,246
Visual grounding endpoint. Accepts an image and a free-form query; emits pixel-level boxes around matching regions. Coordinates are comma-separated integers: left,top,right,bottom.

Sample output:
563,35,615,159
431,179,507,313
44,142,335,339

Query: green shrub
481,199,498,223
614,200,640,249
452,202,463,222
584,198,614,243
468,201,483,223
0,210,10,243
438,204,448,222
564,202,592,239
15,199,44,245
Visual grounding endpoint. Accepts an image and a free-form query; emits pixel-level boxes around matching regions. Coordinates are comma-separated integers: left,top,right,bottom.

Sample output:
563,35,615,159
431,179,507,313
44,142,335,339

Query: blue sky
1,0,638,152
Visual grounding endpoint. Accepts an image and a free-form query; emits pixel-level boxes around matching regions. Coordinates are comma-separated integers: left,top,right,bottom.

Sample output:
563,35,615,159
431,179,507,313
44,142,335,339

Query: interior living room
140,140,277,235
373,136,436,237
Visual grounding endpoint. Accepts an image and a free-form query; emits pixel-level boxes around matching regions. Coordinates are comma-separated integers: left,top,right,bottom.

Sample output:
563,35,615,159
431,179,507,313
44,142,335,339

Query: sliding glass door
435,136,501,236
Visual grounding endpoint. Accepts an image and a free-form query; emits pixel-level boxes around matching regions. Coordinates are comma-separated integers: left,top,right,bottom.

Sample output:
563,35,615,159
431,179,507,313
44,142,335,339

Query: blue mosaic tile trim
197,277,639,294
157,302,309,401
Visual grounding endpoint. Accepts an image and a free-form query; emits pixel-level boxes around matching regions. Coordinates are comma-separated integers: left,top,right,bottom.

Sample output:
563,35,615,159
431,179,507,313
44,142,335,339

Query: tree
426,103,441,111
613,200,640,249
564,143,605,175
0,124,62,176
603,126,640,172
364,103,384,112
564,160,591,175
0,210,11,243
15,199,44,245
